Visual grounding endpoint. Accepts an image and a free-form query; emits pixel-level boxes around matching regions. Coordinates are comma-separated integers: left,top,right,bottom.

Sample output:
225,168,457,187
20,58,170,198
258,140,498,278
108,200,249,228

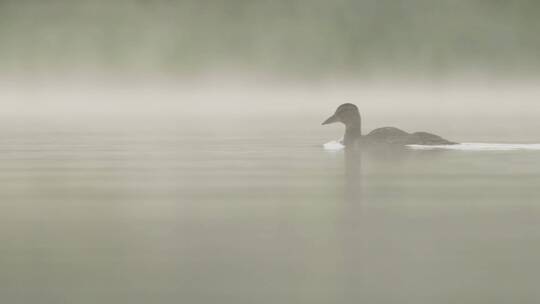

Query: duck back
363,127,456,145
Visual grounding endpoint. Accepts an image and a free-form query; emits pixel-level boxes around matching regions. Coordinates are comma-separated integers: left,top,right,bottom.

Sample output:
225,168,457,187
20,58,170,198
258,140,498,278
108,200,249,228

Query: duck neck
344,118,361,146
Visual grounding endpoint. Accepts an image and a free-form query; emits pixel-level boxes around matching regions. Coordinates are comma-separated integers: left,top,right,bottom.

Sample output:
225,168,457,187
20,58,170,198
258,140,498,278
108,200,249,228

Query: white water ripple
408,143,540,151
323,140,345,151
324,141,540,151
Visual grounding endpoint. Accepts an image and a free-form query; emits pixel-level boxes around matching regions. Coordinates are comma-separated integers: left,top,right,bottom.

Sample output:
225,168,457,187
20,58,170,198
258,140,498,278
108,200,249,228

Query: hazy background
3,2,540,303
2,0,540,77
1,0,540,141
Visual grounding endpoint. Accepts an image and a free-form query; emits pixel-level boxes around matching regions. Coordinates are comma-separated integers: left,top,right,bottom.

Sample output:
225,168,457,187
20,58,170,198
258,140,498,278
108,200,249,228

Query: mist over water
2,0,540,142
2,79,540,143
2,1,540,304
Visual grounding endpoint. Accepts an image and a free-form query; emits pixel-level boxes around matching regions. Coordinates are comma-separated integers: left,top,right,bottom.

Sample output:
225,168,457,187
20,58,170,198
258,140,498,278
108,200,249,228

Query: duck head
322,103,361,127
322,103,362,145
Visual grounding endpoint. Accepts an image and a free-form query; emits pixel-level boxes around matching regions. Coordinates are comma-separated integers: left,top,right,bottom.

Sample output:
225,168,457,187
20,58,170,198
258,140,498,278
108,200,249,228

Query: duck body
322,103,457,147
363,127,457,145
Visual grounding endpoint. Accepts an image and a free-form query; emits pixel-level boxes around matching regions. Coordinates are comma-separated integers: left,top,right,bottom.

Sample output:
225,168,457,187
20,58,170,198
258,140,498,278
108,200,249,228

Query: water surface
1,125,539,303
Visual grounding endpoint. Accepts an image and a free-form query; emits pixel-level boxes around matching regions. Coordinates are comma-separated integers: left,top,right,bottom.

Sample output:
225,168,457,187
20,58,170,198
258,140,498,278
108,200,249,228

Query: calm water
1,126,539,303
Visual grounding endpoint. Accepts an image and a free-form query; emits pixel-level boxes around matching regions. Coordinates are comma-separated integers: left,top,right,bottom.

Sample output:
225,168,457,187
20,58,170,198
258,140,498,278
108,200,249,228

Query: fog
1,1,540,140
1,1,539,143
1,78,539,143
3,2,540,303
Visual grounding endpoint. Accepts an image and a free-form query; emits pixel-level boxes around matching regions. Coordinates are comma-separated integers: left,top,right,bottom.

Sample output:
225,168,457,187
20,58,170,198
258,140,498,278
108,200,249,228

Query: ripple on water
408,143,540,151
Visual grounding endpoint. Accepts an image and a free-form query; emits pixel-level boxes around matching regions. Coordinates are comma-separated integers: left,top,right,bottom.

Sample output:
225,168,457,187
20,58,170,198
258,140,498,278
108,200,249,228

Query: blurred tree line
1,0,539,78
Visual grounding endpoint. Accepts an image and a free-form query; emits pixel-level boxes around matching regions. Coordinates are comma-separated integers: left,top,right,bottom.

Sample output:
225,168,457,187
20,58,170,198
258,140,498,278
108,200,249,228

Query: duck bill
322,114,339,125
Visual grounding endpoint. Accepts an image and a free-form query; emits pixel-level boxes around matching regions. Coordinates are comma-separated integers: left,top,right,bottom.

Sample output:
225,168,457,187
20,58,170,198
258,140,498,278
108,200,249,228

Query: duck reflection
337,145,446,300
344,147,363,204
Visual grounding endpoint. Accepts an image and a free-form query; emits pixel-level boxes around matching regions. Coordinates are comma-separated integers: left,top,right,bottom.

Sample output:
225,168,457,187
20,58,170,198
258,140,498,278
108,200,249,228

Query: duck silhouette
322,103,457,146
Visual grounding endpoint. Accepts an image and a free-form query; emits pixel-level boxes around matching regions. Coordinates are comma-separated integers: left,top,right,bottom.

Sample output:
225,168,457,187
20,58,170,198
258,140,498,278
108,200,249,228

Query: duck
322,103,457,146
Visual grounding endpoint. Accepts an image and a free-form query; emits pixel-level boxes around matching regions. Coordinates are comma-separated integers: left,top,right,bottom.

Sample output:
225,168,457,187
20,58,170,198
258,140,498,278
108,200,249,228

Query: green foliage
1,0,539,77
